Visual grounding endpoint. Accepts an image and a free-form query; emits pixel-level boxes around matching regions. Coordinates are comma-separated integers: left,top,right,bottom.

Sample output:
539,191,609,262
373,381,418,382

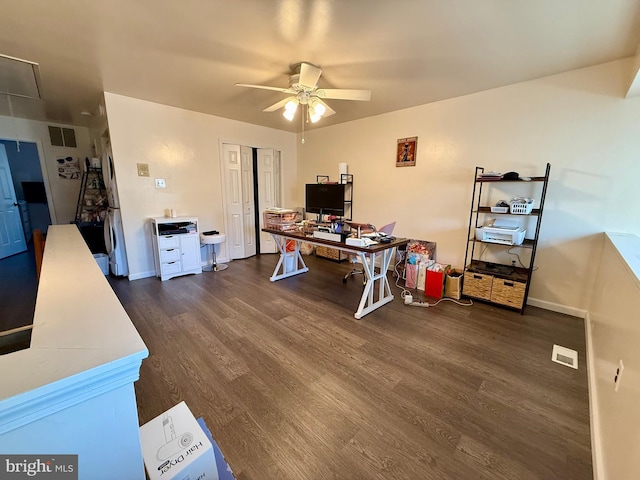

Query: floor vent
552,344,578,369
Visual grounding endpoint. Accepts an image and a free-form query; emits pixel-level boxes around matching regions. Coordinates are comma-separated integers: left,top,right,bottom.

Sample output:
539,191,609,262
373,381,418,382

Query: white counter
0,224,149,479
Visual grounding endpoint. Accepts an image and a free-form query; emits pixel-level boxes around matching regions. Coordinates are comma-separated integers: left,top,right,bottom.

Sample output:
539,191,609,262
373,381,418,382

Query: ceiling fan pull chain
301,106,305,144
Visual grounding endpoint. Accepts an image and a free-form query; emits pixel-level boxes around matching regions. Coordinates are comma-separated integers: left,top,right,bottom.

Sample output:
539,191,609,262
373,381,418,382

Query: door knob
13,202,18,206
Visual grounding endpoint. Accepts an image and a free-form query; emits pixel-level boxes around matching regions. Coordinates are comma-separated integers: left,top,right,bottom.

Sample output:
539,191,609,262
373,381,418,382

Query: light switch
137,163,150,177
155,178,166,188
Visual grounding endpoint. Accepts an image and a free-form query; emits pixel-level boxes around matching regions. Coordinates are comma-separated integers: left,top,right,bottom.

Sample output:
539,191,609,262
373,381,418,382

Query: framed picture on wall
396,137,417,167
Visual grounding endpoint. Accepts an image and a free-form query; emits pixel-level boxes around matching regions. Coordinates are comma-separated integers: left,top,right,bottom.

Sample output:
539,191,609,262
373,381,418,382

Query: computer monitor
305,183,345,216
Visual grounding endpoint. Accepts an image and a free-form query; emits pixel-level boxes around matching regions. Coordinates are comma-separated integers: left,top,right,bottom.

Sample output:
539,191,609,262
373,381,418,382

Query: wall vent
551,344,578,369
48,126,76,148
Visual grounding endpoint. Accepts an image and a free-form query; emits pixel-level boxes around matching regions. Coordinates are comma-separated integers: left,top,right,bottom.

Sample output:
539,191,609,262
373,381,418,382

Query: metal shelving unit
74,163,107,227
463,163,551,313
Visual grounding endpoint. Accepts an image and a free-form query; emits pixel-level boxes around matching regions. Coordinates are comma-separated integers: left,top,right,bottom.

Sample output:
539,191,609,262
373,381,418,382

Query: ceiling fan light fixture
313,101,326,117
308,99,326,123
283,99,298,121
237,61,371,125
309,109,322,123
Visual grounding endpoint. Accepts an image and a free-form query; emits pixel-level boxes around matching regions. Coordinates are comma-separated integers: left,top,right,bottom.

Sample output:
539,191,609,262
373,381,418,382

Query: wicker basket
316,245,347,262
462,271,493,300
490,278,525,308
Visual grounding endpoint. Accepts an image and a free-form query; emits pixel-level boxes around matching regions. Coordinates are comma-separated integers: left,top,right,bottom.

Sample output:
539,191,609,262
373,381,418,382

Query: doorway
0,139,52,239
221,144,282,260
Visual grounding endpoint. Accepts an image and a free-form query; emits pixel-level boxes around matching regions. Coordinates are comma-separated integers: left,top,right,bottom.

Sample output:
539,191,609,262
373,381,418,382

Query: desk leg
269,234,309,281
354,247,396,319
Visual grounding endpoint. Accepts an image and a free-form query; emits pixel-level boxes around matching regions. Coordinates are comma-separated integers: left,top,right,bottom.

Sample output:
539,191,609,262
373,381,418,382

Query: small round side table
200,233,228,271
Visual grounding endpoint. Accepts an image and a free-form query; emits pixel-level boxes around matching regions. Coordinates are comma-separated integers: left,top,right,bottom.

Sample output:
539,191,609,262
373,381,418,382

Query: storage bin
491,278,526,308
462,271,493,300
509,201,534,214
93,253,109,275
263,209,301,231
316,245,346,262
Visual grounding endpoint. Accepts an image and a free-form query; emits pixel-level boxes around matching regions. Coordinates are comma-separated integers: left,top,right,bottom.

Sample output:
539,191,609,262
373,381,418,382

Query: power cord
404,293,473,308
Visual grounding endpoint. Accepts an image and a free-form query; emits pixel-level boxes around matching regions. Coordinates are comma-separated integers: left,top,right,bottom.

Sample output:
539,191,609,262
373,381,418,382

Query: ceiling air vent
551,344,578,369
48,126,77,148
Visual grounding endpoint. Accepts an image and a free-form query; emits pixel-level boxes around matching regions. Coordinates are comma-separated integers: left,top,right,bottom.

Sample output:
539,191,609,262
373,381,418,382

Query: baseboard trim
128,270,156,281
585,312,604,480
527,297,587,318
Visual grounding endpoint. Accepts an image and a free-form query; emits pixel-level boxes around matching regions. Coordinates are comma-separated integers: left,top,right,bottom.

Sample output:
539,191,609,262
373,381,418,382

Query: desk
263,228,409,319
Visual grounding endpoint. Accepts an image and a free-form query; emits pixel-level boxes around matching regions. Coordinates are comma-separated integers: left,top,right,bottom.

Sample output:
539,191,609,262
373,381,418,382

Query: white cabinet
150,217,202,281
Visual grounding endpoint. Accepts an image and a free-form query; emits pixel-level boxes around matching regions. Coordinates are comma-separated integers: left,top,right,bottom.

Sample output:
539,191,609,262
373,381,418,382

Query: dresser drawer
160,248,181,263
158,235,180,249
161,261,182,275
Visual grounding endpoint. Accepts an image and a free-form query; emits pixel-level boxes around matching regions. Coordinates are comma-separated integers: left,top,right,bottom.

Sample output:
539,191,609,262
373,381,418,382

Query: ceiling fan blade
235,83,294,94
315,89,371,101
263,96,296,112
298,63,322,90
315,98,336,117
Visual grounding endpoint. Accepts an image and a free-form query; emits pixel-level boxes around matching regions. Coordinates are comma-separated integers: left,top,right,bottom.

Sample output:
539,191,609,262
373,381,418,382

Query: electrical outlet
155,178,166,189
614,359,624,392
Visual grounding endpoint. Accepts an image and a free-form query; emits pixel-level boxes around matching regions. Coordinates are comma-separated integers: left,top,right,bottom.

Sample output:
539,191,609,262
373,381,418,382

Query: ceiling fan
235,62,371,124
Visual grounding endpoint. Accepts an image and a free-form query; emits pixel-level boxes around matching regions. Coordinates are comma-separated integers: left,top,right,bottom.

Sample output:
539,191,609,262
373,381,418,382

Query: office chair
343,222,396,283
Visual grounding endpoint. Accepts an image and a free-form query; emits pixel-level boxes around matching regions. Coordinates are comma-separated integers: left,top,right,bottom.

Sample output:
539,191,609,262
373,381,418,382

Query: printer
475,219,526,245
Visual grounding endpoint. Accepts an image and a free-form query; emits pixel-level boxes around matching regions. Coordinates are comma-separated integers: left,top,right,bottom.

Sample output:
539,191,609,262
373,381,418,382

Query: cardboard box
196,418,236,480
140,402,218,480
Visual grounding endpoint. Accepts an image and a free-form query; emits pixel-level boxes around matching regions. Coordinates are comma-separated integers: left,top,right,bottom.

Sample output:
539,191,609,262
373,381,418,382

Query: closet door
240,146,256,257
222,143,256,259
222,144,245,259
257,148,278,253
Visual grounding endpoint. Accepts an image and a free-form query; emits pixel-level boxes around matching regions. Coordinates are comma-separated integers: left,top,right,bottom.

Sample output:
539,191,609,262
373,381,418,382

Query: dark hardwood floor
0,245,37,331
109,254,592,480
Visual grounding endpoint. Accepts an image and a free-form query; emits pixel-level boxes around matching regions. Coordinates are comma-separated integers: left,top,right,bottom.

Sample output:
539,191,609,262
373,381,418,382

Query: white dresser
150,216,202,281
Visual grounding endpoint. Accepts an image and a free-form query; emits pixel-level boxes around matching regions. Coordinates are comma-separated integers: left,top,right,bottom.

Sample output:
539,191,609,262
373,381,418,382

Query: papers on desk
346,236,378,247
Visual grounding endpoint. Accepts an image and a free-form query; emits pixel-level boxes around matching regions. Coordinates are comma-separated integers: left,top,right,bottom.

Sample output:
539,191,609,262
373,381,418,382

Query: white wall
297,58,640,314
103,93,298,280
588,233,640,480
0,116,93,225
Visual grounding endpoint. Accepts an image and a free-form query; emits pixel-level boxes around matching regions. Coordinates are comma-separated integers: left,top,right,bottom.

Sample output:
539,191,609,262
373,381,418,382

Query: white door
222,144,244,259
222,144,257,259
257,148,278,253
0,144,27,260
240,146,256,257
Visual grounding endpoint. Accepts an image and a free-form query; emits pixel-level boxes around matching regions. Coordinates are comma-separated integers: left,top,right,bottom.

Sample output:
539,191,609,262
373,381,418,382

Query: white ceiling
1,0,640,132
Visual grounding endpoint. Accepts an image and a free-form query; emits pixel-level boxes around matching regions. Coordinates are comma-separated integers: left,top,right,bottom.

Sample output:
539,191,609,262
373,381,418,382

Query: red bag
425,263,451,299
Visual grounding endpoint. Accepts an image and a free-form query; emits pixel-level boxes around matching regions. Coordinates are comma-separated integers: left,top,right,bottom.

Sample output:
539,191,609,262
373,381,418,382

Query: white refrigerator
102,142,129,277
